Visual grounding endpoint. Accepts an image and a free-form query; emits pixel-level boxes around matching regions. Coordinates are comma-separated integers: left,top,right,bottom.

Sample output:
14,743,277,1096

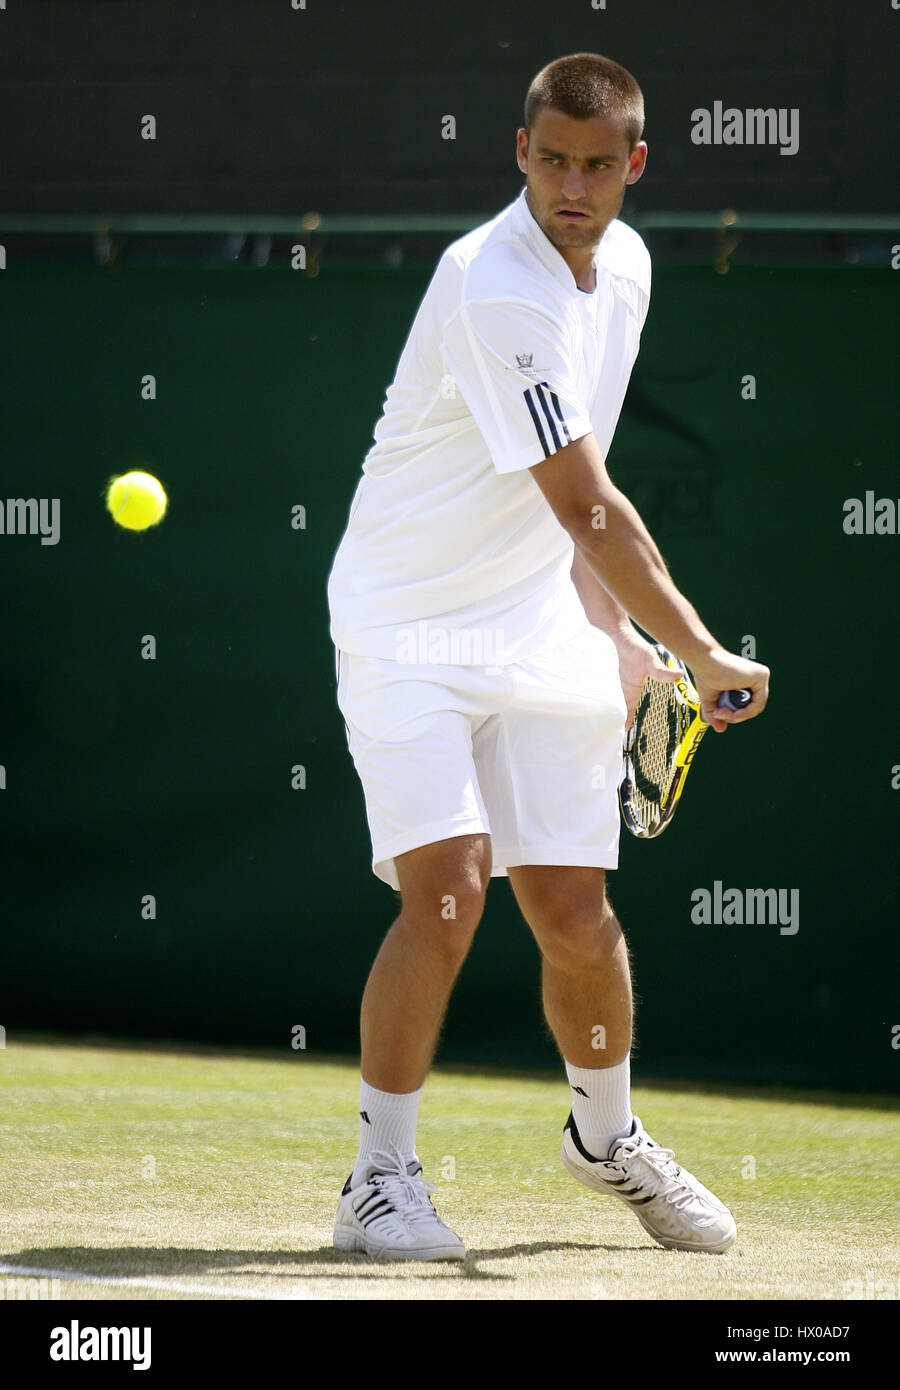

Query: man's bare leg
335,837,490,1258
508,863,631,1063
360,833,491,1094
507,863,634,1155
505,862,737,1252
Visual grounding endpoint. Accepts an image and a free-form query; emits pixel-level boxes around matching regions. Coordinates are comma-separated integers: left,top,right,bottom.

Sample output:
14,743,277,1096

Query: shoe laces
611,1132,697,1211
364,1144,439,1227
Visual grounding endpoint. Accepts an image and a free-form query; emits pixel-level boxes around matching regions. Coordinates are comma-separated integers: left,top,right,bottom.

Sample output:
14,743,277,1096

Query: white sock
351,1079,422,1185
565,1054,634,1159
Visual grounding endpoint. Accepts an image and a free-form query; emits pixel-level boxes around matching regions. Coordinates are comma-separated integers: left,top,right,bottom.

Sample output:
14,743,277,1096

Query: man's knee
513,868,623,967
395,834,491,957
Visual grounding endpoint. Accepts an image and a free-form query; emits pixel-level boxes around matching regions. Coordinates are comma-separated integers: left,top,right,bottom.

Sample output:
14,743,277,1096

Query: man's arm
533,432,770,730
571,547,680,729
570,547,633,637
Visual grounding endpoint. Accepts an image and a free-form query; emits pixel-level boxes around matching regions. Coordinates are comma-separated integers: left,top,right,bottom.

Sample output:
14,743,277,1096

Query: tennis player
327,51,769,1261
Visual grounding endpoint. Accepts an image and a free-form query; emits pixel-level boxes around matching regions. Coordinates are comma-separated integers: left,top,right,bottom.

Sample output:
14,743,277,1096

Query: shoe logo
571,1086,589,1097
360,1110,371,1124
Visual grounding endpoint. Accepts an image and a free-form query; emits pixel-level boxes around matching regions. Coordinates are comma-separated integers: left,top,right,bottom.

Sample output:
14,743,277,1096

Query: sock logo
359,1110,371,1124
572,1086,589,1097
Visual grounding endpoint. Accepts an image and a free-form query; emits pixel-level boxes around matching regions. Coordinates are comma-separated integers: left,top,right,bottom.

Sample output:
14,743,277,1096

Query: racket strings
631,685,679,827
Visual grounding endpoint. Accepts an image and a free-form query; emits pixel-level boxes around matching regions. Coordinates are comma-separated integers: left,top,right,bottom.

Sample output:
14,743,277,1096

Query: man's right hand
690,648,770,733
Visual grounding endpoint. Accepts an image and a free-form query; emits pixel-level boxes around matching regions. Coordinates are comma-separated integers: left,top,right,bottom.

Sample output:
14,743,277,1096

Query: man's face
516,107,647,250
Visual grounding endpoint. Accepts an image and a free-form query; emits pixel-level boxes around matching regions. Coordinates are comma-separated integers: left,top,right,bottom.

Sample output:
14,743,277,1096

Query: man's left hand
608,627,679,731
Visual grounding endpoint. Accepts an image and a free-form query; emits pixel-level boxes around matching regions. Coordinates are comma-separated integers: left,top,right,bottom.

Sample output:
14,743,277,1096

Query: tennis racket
619,644,751,839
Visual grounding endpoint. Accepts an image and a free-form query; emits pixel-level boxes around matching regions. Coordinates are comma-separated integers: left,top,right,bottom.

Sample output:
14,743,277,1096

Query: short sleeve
439,297,593,474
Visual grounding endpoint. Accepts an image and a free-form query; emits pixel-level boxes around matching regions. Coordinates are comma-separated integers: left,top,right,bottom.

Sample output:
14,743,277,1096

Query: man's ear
625,142,648,186
516,127,529,175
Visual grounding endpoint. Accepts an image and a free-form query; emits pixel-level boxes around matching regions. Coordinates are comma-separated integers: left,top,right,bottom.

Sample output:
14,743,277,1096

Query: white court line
0,1262,318,1301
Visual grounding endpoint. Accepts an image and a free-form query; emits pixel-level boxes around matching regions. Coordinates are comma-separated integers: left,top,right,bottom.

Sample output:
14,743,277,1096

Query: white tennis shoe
333,1145,466,1262
562,1112,737,1254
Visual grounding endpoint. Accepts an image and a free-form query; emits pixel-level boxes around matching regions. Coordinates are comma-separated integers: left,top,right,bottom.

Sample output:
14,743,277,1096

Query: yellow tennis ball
106,471,168,531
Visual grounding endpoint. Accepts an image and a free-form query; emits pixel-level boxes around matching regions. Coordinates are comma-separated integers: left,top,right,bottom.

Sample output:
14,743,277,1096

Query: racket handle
717,688,752,711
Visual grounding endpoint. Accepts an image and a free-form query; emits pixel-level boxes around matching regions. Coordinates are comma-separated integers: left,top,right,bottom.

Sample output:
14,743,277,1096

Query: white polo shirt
327,184,651,665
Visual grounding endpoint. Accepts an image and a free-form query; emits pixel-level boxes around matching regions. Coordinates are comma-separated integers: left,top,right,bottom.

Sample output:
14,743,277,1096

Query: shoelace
364,1145,440,1228
611,1134,698,1212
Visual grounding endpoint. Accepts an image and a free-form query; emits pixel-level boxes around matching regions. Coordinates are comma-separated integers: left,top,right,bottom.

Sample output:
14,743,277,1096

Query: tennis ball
106,471,168,531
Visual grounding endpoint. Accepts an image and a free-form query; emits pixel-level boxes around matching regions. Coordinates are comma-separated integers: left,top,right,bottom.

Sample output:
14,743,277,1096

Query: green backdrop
1,253,896,1091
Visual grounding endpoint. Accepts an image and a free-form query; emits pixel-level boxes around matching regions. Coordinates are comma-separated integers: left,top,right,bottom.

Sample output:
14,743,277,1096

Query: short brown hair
524,52,644,149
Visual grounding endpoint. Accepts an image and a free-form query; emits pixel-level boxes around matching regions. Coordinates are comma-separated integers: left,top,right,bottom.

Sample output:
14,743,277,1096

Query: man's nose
561,168,587,199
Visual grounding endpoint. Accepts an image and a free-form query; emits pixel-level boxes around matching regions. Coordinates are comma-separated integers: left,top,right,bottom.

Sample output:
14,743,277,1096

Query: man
326,51,769,1262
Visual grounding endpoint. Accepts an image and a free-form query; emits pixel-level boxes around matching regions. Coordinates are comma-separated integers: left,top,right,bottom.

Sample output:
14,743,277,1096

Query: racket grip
717,688,752,711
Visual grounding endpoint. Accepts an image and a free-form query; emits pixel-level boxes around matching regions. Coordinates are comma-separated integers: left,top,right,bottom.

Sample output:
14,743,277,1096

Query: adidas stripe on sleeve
439,297,593,475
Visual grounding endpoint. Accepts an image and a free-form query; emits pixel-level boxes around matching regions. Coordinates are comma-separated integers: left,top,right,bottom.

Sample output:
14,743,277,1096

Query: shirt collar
512,183,602,294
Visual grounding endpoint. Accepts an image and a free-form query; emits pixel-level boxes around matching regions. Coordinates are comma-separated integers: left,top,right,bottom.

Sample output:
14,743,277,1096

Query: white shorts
334,624,627,890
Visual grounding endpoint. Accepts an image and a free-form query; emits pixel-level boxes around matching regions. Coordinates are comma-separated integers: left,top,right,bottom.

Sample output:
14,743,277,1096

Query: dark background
0,1,897,1092
1,1,896,217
